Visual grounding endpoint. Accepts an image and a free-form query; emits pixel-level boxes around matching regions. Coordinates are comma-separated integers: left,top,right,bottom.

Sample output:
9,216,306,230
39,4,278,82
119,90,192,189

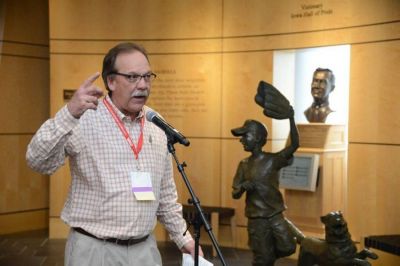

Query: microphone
146,109,190,146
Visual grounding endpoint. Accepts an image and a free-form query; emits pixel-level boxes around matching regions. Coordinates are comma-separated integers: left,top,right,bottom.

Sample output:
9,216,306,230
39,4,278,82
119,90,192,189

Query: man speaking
26,42,201,265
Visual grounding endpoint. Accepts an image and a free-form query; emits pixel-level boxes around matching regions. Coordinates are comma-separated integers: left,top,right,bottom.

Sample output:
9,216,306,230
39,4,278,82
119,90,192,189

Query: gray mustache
131,90,149,97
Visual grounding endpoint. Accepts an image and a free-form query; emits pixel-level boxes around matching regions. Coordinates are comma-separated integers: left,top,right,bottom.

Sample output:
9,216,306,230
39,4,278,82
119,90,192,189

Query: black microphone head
145,108,190,147
145,109,157,122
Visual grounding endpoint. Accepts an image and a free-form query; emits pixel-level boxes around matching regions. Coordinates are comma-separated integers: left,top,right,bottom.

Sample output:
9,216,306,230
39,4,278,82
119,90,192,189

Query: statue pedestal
284,123,347,237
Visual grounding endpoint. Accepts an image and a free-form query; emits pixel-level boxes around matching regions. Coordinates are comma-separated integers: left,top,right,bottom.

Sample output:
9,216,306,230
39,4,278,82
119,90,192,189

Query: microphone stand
166,135,228,266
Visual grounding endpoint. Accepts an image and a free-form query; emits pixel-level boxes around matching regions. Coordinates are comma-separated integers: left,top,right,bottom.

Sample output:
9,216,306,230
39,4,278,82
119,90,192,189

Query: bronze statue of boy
231,81,299,266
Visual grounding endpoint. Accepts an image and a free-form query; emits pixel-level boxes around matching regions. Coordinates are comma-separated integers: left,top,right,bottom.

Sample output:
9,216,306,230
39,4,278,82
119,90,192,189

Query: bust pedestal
284,123,347,237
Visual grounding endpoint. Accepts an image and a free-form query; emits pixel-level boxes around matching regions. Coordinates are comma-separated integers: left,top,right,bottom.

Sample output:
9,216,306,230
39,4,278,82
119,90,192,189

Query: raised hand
67,72,104,118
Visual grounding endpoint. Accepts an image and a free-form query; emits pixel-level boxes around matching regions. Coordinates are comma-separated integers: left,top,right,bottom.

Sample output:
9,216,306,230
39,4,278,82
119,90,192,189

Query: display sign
279,153,319,191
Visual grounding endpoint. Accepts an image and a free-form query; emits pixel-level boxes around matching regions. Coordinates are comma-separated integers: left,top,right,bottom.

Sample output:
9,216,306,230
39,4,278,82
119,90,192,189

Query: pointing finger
81,72,101,88
84,95,100,105
86,86,104,98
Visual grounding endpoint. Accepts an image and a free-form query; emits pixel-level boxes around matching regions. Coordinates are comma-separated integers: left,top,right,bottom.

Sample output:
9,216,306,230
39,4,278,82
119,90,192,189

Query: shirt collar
105,95,145,122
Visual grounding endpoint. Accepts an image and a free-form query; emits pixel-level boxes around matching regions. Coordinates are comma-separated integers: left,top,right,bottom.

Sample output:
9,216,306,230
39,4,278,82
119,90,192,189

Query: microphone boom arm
166,141,227,266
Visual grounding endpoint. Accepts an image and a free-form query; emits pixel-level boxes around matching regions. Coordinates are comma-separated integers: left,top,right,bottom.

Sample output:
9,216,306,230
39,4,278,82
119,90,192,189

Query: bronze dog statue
287,211,378,266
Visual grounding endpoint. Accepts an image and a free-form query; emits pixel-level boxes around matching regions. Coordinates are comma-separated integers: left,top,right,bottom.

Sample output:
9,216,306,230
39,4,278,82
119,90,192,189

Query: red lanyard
103,98,144,160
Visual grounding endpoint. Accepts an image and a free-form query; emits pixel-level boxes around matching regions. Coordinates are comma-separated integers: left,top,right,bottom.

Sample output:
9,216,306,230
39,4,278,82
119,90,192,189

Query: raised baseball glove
255,80,294,119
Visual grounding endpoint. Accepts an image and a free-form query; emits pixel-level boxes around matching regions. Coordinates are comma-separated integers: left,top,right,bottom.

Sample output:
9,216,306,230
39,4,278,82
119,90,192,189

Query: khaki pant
65,228,162,266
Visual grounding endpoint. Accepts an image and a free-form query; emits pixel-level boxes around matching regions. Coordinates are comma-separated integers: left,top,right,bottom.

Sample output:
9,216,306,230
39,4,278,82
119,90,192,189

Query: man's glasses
111,72,157,83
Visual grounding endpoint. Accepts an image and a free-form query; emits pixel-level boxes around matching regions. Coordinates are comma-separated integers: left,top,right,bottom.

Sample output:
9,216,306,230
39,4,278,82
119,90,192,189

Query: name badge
130,172,156,201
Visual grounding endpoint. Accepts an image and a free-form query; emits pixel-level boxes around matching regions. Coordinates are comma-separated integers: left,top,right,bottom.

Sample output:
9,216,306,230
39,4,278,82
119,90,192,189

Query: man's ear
107,76,115,91
330,85,335,92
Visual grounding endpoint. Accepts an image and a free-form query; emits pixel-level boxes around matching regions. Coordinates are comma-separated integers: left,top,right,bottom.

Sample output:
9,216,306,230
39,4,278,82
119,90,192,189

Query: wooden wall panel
148,53,222,137
347,39,400,264
1,42,48,59
173,139,221,206
221,51,273,138
223,22,400,52
0,136,48,212
0,210,48,235
347,144,400,239
49,217,69,239
223,0,400,36
50,39,223,55
223,0,400,52
2,0,48,43
349,41,400,144
0,0,49,234
49,0,222,40
0,56,49,133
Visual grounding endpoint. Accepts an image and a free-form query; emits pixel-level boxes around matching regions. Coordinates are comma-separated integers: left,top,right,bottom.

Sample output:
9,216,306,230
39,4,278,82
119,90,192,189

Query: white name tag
130,172,156,201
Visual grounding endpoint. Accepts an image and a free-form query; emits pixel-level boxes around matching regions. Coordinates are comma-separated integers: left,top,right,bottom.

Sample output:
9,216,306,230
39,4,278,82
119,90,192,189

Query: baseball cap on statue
231,119,268,138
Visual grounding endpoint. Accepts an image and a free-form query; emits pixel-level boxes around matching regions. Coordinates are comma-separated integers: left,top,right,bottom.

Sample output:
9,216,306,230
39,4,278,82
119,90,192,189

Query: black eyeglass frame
110,72,157,83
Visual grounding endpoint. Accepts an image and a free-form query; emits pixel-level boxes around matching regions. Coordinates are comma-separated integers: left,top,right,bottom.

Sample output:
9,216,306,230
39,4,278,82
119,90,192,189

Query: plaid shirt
26,95,192,248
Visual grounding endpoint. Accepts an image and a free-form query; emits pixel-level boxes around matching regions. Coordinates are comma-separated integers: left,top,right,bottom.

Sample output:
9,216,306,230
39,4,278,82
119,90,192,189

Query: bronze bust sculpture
304,68,335,123
231,81,299,266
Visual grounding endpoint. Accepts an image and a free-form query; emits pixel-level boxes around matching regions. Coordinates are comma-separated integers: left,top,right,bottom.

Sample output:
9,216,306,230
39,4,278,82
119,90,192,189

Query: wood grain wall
0,0,49,234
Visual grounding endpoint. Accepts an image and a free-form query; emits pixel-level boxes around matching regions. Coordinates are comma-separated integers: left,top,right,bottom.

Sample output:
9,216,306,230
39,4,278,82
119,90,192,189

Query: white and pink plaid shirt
26,95,192,248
